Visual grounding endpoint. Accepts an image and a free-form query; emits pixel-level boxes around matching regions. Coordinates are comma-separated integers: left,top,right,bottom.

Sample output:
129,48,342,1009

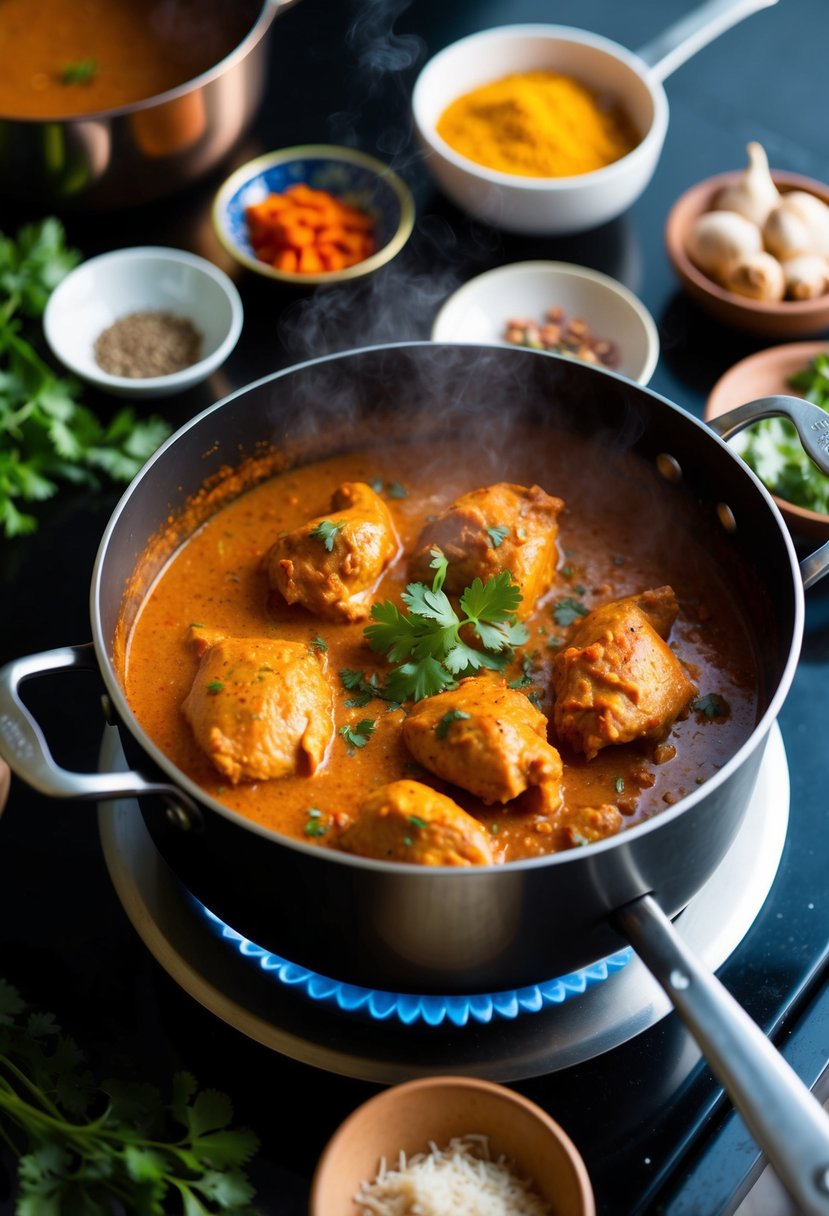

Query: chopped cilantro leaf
309,519,344,551
310,635,328,652
692,693,730,720
435,709,470,738
407,815,428,829
60,58,97,84
338,719,376,750
552,596,589,627
486,524,510,548
615,776,625,794
304,808,329,837
206,680,224,694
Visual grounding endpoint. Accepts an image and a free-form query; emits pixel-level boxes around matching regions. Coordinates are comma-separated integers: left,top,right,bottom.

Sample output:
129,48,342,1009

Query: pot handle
617,894,829,1216
636,0,779,84
709,393,829,590
0,644,200,819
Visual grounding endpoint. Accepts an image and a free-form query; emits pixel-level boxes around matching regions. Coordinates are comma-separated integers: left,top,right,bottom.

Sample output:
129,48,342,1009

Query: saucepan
412,0,780,234
1,343,829,1213
0,0,297,210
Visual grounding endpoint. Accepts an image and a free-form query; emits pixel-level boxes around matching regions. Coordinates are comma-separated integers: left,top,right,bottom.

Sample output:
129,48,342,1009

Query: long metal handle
709,393,829,590
636,0,779,83
617,894,829,1216
0,644,199,815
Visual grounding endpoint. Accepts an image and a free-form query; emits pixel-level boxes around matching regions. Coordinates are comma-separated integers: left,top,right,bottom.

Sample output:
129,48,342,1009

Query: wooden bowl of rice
309,1075,595,1216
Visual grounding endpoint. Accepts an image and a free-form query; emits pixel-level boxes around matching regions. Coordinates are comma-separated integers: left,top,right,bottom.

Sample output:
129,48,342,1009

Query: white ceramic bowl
43,246,244,399
431,261,660,384
411,24,668,236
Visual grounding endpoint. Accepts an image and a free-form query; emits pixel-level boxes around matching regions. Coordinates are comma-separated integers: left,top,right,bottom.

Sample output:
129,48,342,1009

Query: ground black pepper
94,310,203,378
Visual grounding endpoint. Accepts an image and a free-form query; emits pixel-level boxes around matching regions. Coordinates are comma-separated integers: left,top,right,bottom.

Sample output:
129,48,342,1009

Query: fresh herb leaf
0,981,260,1213
615,775,625,794
309,519,344,551
60,59,98,85
206,681,225,695
365,555,529,702
692,693,730,720
303,808,328,837
552,596,589,627
407,815,428,829
339,668,384,708
435,708,470,738
310,634,328,652
486,524,509,548
387,481,408,499
338,719,376,750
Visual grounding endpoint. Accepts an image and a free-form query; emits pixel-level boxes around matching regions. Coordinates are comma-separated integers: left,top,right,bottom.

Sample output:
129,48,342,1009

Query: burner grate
200,905,632,1027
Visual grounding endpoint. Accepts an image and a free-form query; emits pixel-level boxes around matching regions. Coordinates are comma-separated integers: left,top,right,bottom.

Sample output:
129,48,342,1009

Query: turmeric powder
436,70,639,178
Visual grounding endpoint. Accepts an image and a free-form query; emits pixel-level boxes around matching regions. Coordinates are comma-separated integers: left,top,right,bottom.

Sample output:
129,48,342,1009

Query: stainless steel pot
2,343,829,1213
0,0,296,210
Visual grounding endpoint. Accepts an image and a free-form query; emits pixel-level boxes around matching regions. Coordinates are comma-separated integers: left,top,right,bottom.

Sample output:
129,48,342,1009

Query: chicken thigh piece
402,678,563,812
264,481,398,622
551,586,697,760
338,779,495,865
409,482,563,617
182,635,333,784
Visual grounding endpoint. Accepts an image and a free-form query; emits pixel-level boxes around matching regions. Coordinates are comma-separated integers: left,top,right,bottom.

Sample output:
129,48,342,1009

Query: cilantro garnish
0,978,260,1213
206,680,225,695
435,708,470,739
486,524,509,548
339,668,384,708
309,519,344,551
338,719,376,750
692,693,730,720
0,219,171,538
304,808,329,837
615,775,625,794
60,59,98,84
310,635,328,653
365,547,529,702
552,596,589,627
407,815,428,829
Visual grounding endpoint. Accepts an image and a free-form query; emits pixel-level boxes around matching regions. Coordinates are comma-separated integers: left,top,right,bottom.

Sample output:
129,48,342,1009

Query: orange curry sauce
121,435,760,863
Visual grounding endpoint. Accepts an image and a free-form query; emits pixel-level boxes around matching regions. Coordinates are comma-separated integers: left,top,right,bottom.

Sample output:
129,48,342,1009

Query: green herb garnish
338,719,376,750
615,776,625,794
407,815,428,829
435,708,470,739
0,979,260,1213
0,219,171,538
365,548,528,702
552,596,589,627
310,635,327,652
304,808,328,836
60,59,98,84
309,519,344,551
206,680,225,695
486,524,509,548
339,668,384,708
692,693,730,720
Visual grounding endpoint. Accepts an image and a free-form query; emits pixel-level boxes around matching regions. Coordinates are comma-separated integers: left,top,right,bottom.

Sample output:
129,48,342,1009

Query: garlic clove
776,190,829,257
722,251,786,301
686,209,762,284
713,141,780,227
763,203,815,260
781,253,829,300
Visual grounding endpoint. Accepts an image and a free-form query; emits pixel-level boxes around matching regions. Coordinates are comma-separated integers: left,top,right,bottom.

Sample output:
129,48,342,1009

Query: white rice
354,1133,553,1215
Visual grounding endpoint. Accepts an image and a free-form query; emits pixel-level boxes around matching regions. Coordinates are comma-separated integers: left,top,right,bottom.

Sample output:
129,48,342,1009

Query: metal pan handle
617,894,829,1216
709,393,829,590
0,644,200,820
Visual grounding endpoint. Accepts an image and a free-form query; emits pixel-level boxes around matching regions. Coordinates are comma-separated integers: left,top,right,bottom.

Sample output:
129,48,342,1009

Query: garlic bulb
713,141,780,226
686,210,762,283
781,254,829,300
763,202,817,259
776,190,829,256
722,251,786,301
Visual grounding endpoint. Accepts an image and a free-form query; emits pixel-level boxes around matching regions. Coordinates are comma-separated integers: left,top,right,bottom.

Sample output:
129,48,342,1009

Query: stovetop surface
2,2,829,1213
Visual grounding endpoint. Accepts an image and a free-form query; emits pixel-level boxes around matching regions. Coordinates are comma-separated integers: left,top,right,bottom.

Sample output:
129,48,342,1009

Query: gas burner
98,725,789,1084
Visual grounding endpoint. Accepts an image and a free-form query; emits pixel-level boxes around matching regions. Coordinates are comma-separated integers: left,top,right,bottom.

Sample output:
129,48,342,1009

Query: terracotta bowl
665,170,829,338
309,1075,595,1216
705,340,829,539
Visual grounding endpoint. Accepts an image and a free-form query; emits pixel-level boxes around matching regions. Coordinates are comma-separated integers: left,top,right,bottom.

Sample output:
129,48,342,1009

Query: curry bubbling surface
121,432,759,862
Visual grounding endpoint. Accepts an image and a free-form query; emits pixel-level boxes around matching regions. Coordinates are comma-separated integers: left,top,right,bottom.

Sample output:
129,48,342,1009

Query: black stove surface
1,1,828,1213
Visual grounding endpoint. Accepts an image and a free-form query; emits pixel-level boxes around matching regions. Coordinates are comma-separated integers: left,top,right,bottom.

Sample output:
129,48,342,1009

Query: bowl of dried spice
212,144,415,284
43,246,244,399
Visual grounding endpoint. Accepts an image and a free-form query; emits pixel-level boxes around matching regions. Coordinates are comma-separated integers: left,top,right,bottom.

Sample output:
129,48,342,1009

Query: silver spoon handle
617,894,829,1216
636,0,779,83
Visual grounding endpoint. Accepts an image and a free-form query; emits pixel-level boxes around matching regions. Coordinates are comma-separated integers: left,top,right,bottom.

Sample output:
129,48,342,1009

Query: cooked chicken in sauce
409,482,562,617
182,634,333,784
339,779,495,865
551,587,697,760
122,434,759,865
264,480,398,622
402,678,563,813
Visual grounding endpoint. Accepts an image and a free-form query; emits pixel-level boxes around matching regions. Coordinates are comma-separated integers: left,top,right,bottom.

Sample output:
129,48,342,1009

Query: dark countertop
2,1,829,1213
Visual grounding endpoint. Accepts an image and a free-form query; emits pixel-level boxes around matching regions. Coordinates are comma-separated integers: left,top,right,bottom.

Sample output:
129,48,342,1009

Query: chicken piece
551,586,697,760
409,482,563,617
182,635,333,784
264,481,398,622
338,780,495,866
402,678,563,812
555,803,624,848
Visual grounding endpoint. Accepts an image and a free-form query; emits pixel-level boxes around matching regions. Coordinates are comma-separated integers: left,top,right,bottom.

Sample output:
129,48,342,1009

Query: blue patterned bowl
212,144,415,285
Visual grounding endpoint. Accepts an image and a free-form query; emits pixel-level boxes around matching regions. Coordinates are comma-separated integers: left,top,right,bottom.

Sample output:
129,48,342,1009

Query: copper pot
0,0,296,210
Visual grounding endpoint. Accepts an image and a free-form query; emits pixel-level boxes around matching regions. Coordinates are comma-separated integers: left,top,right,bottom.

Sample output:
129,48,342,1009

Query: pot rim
91,341,805,875
0,0,285,126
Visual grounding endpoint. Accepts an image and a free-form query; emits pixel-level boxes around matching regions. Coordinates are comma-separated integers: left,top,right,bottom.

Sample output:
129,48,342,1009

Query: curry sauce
121,434,760,863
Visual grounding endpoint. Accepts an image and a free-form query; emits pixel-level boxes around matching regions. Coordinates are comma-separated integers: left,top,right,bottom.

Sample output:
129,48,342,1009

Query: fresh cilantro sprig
0,219,171,538
364,548,529,702
0,978,261,1214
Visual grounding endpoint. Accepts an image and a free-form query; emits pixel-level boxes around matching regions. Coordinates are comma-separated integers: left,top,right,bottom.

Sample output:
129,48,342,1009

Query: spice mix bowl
43,246,244,399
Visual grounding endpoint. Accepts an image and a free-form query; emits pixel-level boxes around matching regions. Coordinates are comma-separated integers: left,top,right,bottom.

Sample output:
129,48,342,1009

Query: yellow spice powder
436,70,639,178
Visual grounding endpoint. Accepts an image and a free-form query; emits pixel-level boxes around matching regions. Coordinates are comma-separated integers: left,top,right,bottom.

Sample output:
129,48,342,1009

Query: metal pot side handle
0,644,199,816
617,894,829,1216
709,393,829,590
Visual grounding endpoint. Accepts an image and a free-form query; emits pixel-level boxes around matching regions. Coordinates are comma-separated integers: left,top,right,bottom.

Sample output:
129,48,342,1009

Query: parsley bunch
0,218,171,538
0,979,261,1215
365,549,529,701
